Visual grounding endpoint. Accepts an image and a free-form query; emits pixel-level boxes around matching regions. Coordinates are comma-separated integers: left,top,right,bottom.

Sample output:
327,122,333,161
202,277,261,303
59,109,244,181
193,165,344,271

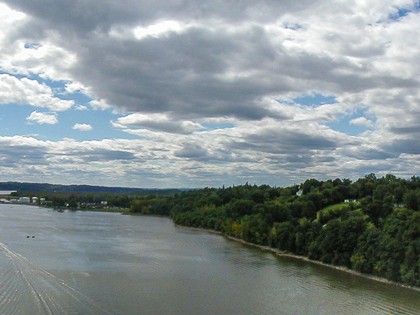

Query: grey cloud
70,26,293,120
113,115,201,134
0,145,136,166
70,29,414,120
4,1,143,35
4,0,418,120
64,149,137,163
235,128,338,155
345,148,397,160
384,139,420,155
389,124,420,136
284,154,314,165
5,0,315,34
0,145,48,167
3,0,364,121
174,143,209,159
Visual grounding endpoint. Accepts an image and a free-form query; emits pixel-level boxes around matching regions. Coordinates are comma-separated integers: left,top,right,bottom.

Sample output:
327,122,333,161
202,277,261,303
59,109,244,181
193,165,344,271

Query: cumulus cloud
72,123,93,131
26,111,58,125
3,0,416,120
89,99,110,110
0,74,74,111
349,117,375,128
0,0,418,187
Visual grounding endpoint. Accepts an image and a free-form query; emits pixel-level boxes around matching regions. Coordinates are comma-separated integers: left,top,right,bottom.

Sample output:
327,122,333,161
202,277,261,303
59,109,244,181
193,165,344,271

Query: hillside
131,174,419,287
0,181,180,196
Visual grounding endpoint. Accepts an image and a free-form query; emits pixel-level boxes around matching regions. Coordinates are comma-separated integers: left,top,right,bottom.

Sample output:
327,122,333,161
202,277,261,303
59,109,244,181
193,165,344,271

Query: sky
0,0,419,188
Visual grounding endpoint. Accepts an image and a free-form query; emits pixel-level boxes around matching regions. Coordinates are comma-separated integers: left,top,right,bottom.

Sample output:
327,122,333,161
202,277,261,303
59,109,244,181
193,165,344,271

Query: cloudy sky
0,0,419,188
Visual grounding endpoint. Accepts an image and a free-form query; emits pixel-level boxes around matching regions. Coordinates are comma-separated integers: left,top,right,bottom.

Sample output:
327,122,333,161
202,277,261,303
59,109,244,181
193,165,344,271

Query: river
0,204,418,315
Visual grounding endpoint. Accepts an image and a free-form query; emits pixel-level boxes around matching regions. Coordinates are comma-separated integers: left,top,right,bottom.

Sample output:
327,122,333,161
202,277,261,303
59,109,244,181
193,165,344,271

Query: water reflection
0,204,419,315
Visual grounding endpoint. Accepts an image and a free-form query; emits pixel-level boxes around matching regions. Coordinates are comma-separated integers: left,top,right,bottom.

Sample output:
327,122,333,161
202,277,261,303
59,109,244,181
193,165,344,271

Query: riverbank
48,206,130,214
176,224,420,292
76,207,130,214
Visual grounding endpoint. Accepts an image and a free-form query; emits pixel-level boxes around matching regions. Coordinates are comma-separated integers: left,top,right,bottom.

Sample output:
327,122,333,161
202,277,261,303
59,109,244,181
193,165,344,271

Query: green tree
404,190,420,211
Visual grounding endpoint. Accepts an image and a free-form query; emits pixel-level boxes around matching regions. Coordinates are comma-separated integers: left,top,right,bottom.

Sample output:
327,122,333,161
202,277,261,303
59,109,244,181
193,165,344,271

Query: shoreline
176,224,420,292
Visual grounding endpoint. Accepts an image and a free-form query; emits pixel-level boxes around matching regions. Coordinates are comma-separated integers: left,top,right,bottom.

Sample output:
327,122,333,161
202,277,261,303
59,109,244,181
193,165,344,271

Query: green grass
317,201,361,224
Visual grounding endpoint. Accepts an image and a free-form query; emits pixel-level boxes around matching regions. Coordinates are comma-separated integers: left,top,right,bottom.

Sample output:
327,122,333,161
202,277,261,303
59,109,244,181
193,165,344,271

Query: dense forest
129,174,419,287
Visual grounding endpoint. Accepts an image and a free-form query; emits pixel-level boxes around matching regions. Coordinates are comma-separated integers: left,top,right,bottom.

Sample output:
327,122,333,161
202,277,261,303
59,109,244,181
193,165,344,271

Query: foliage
166,175,419,287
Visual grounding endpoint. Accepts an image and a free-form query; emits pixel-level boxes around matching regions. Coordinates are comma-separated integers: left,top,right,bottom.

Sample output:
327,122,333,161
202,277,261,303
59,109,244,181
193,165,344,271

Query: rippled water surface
0,204,419,314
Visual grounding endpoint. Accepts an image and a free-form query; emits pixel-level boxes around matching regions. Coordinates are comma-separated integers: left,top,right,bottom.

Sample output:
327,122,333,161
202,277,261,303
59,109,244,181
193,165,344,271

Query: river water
0,204,418,315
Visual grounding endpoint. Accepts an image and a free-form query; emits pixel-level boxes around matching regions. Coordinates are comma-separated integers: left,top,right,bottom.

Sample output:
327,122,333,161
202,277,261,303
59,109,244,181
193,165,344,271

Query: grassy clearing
317,202,361,224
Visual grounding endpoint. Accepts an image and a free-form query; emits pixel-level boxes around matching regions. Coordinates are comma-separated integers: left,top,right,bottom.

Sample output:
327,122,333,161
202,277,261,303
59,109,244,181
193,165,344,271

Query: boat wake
0,242,115,315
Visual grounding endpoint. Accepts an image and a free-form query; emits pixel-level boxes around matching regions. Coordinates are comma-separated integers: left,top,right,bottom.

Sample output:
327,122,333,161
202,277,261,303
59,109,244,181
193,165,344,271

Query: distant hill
0,182,181,196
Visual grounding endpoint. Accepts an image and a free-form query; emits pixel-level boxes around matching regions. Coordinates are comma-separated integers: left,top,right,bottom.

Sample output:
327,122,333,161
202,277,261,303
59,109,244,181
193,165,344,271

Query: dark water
0,204,418,315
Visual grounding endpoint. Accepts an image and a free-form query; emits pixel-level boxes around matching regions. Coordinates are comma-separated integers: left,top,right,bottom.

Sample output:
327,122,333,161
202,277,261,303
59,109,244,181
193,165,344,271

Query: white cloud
350,117,375,128
26,111,58,125
65,81,89,94
0,2,76,82
0,74,74,111
133,20,187,40
73,123,93,131
75,105,88,111
0,3,26,43
89,99,110,110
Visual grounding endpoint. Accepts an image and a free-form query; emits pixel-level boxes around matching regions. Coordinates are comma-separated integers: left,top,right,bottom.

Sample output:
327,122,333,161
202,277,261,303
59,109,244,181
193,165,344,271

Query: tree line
130,174,419,287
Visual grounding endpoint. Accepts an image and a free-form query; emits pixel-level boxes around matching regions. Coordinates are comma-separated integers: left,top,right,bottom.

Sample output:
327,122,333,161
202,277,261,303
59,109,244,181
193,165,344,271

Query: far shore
175,224,420,292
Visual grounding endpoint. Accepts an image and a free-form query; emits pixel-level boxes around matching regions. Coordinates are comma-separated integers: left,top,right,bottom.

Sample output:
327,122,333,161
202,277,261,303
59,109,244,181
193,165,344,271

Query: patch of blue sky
24,74,95,110
26,73,69,91
58,90,92,106
0,71,138,141
0,104,137,141
54,109,138,141
283,22,303,30
0,69,62,88
24,42,42,49
0,69,25,78
388,2,420,21
326,110,376,136
292,93,336,107
0,105,37,137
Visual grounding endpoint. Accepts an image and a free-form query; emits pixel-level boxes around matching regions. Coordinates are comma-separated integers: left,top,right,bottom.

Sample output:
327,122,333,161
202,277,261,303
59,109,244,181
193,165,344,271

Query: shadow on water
229,240,420,315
